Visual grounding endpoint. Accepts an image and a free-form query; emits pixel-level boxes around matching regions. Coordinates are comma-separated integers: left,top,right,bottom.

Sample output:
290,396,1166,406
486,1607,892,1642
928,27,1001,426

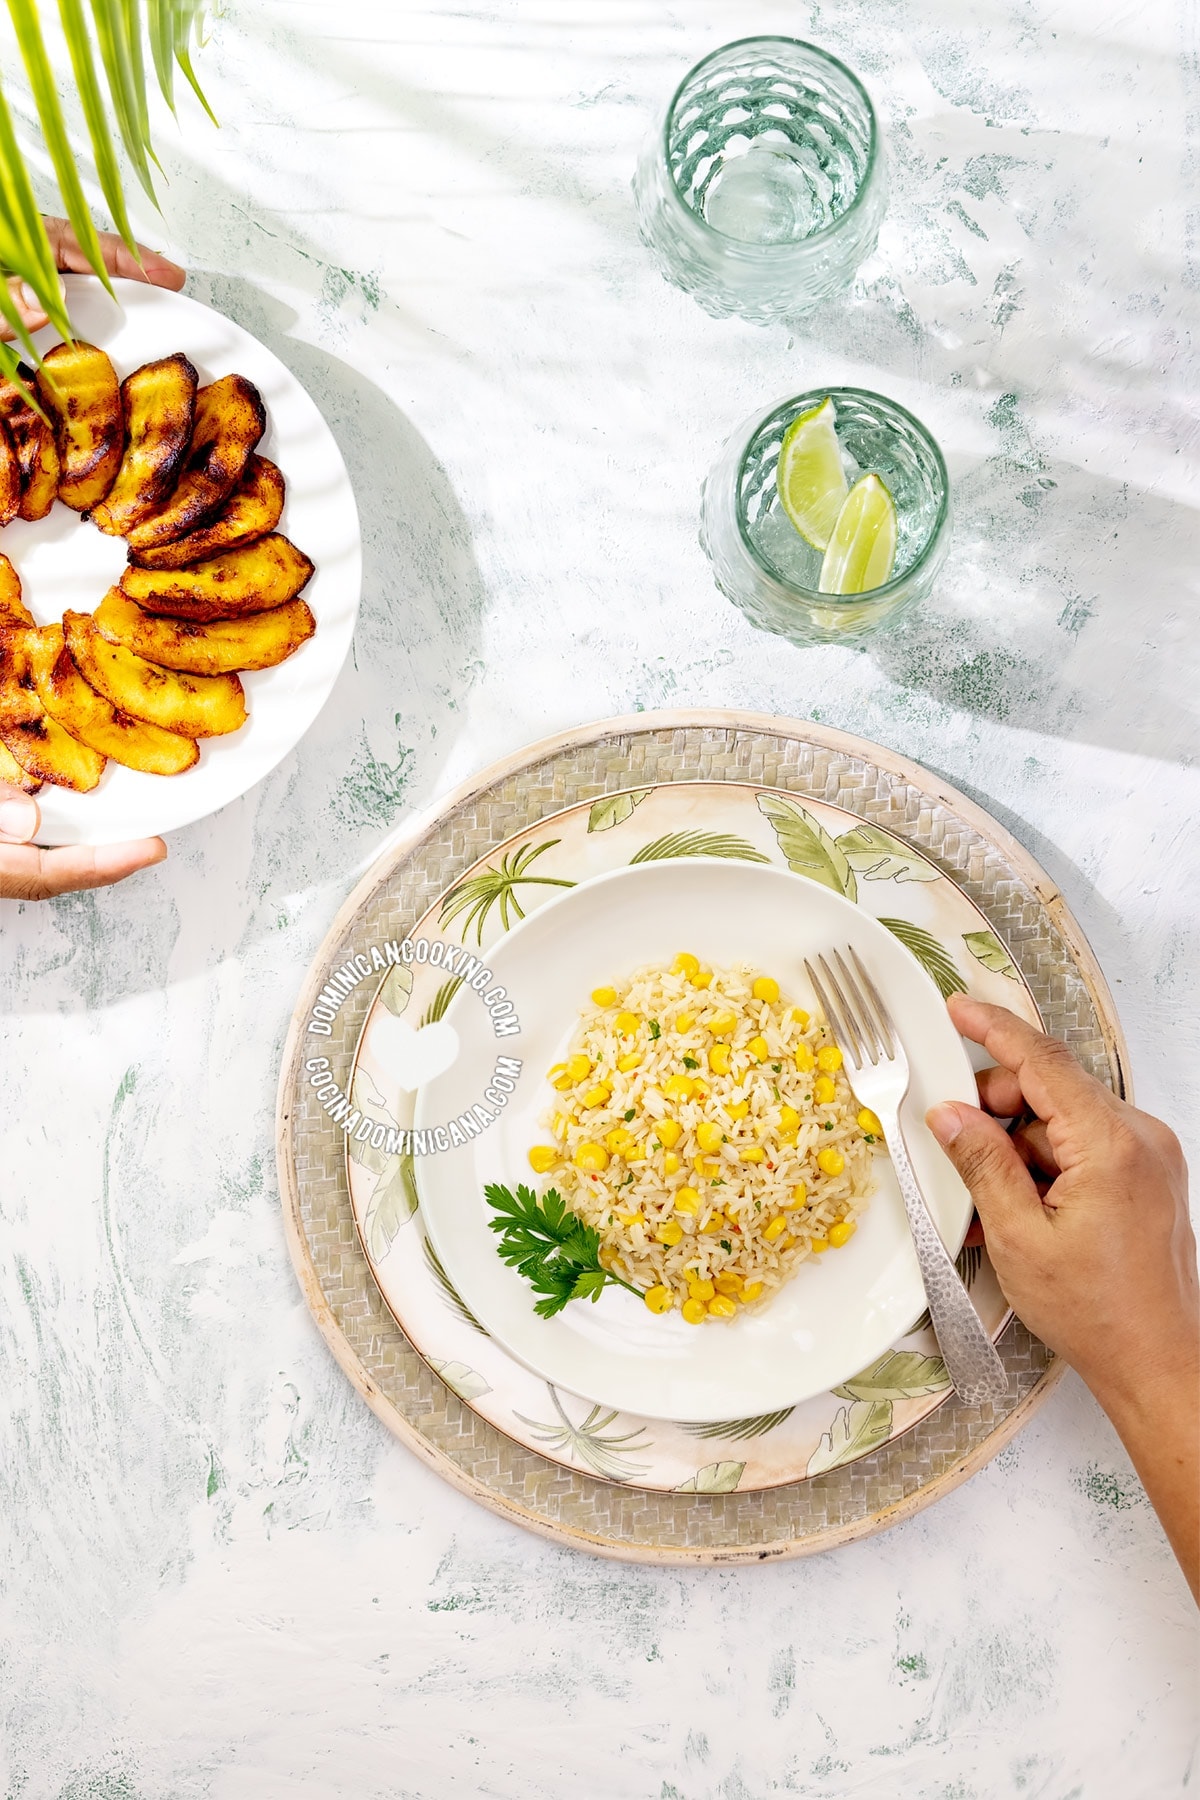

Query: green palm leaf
439,840,575,945
420,976,464,1025
679,1408,795,1441
629,830,771,865
878,917,967,999
58,0,139,252
423,1236,488,1336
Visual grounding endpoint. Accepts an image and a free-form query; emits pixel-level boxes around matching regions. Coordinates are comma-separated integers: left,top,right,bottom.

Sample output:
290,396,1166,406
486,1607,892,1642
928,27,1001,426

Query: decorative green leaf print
676,1460,745,1494
516,1387,651,1483
363,1153,418,1260
832,1350,951,1401
588,789,651,832
348,1068,396,1175
963,929,1020,979
420,976,463,1026
756,794,857,900
680,1409,795,1441
439,840,576,944
912,1244,982,1333
835,823,940,884
429,1359,492,1402
377,963,414,1017
629,830,771,865
423,1236,488,1335
879,918,967,999
806,1399,893,1475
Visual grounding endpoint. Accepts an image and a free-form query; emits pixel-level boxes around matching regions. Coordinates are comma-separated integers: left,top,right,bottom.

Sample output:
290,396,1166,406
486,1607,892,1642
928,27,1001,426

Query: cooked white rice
531,954,882,1323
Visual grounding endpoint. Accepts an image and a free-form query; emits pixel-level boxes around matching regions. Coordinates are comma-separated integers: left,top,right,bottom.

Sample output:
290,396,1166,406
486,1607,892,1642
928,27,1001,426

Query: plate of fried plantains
0,276,361,844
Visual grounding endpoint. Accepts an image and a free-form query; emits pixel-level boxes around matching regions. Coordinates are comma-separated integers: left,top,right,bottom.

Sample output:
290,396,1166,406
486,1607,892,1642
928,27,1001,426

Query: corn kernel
791,1007,810,1029
615,1010,641,1035
673,1187,700,1215
707,1295,738,1320
687,1277,715,1302
644,1283,674,1314
857,1107,883,1136
809,1235,830,1254
662,1151,681,1174
814,1075,837,1105
747,1035,770,1062
672,952,700,979
741,1281,764,1302
739,1146,767,1164
582,1082,612,1108
705,1011,738,1036
779,1104,800,1131
616,1051,643,1073
817,1147,845,1177
553,1075,574,1091
590,986,617,1007
794,1042,815,1072
527,1145,558,1173
574,1141,609,1173
752,976,780,1004
552,1113,569,1139
778,1129,798,1147
786,1181,808,1209
696,1121,724,1152
546,1062,567,1081
700,1213,725,1234
598,1245,619,1270
714,1272,744,1296
681,1297,708,1325
817,1044,844,1073
656,1219,685,1247
604,1127,635,1154
691,1079,710,1099
763,1215,788,1242
690,967,713,989
656,1119,682,1148
828,1220,857,1248
675,1011,695,1032
707,1043,732,1075
626,1145,646,1162
566,1053,592,1083
617,1210,644,1226
726,1099,749,1120
663,1074,694,1102
694,1158,722,1180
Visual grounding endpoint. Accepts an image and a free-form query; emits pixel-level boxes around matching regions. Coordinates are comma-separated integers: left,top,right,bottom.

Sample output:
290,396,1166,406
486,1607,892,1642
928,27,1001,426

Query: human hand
927,993,1198,1597
0,783,165,901
2,216,185,342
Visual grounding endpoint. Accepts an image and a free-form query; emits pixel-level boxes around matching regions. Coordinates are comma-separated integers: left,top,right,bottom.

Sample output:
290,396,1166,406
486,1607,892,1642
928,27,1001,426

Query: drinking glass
700,389,951,648
633,37,886,324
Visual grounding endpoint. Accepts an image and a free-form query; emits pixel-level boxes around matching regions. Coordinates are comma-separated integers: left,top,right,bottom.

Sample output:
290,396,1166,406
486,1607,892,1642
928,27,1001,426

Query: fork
805,947,1010,1407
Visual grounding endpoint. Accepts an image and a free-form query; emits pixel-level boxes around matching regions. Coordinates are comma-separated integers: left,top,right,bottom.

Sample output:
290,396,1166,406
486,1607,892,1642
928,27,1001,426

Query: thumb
926,1102,1041,1236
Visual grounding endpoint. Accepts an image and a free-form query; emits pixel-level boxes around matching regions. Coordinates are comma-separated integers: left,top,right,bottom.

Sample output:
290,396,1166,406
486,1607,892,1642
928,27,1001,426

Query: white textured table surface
2,2,1198,1794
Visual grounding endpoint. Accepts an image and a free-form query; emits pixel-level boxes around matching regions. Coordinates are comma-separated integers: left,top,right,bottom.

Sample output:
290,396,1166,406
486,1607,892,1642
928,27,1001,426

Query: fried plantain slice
0,416,20,525
27,623,199,775
94,585,315,675
123,374,266,551
91,353,199,537
127,455,285,568
119,533,314,622
36,340,123,511
0,634,106,791
0,735,41,793
0,365,60,520
0,626,41,725
0,552,34,627
63,609,246,738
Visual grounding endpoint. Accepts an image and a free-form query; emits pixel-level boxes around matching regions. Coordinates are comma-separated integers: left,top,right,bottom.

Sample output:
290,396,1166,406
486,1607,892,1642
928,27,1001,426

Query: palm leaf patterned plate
343,782,1040,1493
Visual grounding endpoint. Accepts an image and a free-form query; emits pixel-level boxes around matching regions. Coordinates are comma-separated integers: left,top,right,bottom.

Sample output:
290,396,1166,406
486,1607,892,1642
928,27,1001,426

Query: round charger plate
277,711,1128,1563
6,276,361,845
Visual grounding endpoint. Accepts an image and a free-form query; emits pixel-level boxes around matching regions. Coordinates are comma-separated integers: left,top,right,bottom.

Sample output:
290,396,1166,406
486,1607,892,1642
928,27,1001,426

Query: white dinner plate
3,276,361,845
415,859,977,1421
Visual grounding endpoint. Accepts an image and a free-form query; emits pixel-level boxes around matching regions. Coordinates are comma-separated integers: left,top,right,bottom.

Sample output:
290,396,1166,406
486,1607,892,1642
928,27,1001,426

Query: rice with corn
527,952,882,1325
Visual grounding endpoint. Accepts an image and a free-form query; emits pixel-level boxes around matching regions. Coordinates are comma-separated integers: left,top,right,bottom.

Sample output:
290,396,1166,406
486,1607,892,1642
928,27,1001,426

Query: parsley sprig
484,1183,645,1318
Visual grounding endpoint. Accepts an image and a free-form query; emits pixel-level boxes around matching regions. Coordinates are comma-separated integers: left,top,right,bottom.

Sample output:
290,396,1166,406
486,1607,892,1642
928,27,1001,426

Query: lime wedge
776,397,849,551
818,474,898,595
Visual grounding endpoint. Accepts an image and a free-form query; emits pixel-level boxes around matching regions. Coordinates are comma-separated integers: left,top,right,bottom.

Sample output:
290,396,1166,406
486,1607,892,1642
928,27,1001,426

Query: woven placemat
276,711,1127,1563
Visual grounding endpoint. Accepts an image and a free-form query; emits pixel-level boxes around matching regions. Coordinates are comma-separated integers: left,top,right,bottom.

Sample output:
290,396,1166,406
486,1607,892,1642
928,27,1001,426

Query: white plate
4,276,361,845
415,859,978,1422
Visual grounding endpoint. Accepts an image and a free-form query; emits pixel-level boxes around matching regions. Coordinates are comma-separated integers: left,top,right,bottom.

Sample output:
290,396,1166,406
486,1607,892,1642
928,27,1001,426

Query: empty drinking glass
633,37,886,324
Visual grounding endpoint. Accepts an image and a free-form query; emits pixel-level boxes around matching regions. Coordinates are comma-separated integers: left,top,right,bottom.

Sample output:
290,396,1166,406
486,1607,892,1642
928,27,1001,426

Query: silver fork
805,947,1010,1406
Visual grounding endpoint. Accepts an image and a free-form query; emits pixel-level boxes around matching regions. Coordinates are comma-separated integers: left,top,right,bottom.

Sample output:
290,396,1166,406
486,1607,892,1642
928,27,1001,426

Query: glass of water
700,389,951,647
633,37,886,324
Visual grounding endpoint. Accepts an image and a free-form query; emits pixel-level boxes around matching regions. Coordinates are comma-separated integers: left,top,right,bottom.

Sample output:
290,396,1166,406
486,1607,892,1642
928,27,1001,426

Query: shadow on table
6,281,487,1013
